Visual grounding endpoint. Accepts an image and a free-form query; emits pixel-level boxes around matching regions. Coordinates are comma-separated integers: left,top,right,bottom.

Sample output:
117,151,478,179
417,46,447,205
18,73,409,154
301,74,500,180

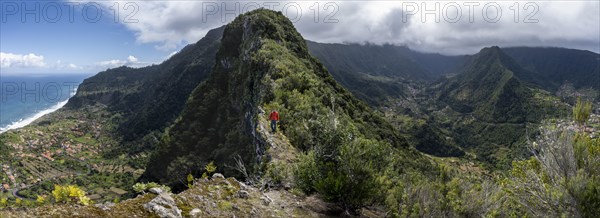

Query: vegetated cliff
142,9,413,190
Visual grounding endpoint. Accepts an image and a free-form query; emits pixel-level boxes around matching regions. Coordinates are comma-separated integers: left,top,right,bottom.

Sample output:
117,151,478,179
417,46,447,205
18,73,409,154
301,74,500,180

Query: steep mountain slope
143,9,413,188
503,47,600,91
306,41,464,105
305,42,427,105
306,41,432,81
67,26,225,142
438,46,539,123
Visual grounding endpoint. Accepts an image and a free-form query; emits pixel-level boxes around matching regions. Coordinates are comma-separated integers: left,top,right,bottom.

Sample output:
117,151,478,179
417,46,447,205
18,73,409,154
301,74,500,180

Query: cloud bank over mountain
92,1,599,54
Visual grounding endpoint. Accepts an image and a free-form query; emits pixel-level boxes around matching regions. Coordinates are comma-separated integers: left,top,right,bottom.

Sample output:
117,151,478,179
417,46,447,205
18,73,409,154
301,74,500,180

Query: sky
1,0,599,76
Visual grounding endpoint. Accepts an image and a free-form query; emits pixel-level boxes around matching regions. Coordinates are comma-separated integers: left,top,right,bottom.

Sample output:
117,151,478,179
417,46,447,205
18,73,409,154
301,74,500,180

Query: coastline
0,85,78,134
0,99,70,134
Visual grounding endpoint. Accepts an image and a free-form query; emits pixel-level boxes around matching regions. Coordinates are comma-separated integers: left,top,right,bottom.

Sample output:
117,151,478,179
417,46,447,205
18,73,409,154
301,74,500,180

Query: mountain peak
439,45,534,122
474,46,512,64
216,9,308,61
460,45,539,84
480,45,502,53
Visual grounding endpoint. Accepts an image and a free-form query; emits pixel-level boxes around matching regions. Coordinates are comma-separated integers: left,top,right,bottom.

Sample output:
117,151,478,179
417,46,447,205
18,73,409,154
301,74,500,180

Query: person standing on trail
269,110,279,132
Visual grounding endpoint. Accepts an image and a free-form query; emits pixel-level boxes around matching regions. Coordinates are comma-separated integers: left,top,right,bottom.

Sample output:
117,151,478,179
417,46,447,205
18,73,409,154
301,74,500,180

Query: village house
2,183,9,191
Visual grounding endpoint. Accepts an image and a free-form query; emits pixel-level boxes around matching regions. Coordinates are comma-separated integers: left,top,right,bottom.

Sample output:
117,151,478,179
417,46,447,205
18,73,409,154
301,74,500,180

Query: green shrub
24,199,35,208
0,198,7,208
206,161,217,173
52,185,91,205
573,98,592,126
132,183,147,193
266,162,290,186
294,128,393,208
314,165,346,202
132,182,171,194
36,195,46,205
294,150,318,193
15,198,22,207
187,173,194,189
201,161,217,179
146,182,161,189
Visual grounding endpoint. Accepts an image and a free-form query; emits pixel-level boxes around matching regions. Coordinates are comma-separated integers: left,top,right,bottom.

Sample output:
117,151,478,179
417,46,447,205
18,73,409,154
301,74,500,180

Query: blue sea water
0,74,89,133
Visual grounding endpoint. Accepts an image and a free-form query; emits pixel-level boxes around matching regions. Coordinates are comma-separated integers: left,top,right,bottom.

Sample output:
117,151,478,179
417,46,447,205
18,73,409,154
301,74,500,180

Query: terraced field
19,158,72,182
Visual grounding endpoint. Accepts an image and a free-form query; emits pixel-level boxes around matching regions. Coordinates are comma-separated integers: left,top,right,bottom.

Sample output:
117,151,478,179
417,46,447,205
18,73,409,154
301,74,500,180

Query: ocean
0,74,89,133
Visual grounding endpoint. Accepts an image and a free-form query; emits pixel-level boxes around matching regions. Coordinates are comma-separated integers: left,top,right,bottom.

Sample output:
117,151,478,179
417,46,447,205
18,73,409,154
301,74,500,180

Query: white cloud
97,55,148,68
82,1,598,54
0,52,47,68
127,55,138,62
98,59,126,67
54,60,81,70
0,54,83,75
293,1,600,54
166,51,178,59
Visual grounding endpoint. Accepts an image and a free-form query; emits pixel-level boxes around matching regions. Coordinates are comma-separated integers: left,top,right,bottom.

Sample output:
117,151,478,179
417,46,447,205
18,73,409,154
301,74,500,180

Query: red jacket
269,111,279,121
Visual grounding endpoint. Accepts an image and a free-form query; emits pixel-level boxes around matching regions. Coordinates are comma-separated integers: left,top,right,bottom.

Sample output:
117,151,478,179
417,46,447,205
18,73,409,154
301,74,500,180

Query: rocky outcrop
143,192,182,218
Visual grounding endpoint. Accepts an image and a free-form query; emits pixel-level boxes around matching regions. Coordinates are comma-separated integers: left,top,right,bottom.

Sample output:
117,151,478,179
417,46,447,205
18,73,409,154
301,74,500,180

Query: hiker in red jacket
269,110,279,132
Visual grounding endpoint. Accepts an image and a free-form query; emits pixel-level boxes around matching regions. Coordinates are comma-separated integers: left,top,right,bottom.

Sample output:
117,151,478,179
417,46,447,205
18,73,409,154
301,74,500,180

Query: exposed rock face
211,173,225,179
236,190,249,199
260,195,272,206
189,208,201,217
93,202,115,211
148,187,164,194
143,193,182,218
